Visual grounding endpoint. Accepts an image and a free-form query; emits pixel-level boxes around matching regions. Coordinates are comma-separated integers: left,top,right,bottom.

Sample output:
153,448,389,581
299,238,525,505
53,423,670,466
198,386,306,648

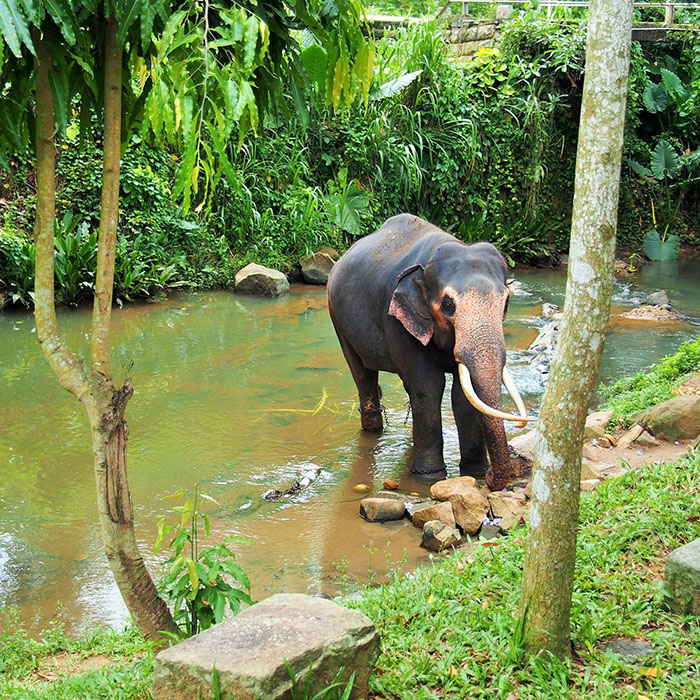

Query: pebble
353,483,370,493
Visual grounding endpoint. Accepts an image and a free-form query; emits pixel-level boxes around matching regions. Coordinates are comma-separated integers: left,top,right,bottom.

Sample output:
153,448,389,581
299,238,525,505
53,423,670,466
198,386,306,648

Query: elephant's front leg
402,365,447,480
451,371,489,477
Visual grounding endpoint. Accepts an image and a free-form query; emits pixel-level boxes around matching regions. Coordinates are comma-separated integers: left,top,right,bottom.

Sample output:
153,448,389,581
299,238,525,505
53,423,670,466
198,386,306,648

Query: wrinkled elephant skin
327,214,527,490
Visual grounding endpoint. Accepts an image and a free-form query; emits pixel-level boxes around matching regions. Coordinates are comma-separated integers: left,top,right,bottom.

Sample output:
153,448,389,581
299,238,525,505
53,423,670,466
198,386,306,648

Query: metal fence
447,0,700,24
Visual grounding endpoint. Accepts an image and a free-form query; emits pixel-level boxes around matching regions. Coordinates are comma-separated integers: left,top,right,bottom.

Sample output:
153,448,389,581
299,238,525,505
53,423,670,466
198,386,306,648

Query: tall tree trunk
33,27,178,641
519,0,634,658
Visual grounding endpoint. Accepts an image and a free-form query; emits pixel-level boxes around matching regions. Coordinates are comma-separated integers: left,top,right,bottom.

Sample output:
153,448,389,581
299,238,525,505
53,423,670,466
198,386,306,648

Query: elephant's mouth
457,364,534,428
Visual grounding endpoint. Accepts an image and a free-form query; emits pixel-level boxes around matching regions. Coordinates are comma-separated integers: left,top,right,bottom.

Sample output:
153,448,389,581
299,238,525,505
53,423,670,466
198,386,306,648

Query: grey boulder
300,252,336,285
235,263,290,296
633,396,700,441
153,593,379,700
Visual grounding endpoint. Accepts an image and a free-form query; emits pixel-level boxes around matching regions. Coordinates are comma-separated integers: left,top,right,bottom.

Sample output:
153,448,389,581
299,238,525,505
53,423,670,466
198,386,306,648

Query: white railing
447,0,700,24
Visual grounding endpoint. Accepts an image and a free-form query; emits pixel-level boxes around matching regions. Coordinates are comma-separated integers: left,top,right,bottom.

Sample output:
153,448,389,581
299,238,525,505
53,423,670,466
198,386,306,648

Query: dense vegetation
1,8,700,308
2,449,698,699
601,336,700,427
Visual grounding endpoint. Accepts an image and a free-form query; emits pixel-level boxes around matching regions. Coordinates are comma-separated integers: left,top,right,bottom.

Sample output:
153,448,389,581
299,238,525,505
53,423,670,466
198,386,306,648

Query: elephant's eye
441,295,455,315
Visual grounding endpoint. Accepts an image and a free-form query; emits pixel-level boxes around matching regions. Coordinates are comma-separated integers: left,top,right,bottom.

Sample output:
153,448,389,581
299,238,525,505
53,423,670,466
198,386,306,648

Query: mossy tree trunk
519,0,634,658
33,24,178,641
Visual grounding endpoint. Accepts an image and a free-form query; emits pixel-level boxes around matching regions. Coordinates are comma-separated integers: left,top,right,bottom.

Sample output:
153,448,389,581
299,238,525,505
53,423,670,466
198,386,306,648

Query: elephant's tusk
458,364,536,424
502,366,531,429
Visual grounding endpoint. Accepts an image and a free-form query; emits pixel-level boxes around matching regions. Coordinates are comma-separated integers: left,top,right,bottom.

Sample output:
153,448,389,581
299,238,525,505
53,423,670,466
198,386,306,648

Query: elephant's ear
388,265,434,346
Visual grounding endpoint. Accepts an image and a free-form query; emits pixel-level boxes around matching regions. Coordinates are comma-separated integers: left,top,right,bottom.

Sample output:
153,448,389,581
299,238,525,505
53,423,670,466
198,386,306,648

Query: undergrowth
0,610,153,699
601,336,700,427
352,449,700,699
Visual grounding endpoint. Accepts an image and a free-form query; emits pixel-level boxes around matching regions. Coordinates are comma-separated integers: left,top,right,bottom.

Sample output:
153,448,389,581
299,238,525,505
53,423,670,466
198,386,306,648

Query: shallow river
1,261,698,632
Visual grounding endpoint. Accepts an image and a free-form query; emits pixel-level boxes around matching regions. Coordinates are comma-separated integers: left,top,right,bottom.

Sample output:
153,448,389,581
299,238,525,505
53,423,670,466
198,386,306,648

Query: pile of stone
359,476,530,552
619,289,681,322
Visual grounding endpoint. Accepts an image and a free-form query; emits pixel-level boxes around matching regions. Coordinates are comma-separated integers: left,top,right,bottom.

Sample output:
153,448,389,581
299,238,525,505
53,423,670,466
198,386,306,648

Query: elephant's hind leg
332,329,383,432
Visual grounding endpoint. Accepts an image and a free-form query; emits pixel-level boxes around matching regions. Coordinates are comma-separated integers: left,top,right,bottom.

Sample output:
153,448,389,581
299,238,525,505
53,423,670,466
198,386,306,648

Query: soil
31,652,121,682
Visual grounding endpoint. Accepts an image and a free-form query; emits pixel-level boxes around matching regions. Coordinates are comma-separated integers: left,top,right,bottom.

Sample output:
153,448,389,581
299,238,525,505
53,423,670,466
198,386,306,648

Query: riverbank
2,446,698,699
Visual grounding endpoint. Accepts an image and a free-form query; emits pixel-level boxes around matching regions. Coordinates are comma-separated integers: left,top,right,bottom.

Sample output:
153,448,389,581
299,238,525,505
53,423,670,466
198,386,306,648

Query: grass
0,611,153,699
350,449,700,699
600,337,700,428
2,451,699,699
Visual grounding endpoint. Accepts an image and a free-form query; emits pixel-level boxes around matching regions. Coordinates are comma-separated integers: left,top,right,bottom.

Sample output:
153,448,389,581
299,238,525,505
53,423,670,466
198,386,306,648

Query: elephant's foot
359,403,384,432
410,457,447,483
410,467,447,483
459,460,489,478
485,467,510,491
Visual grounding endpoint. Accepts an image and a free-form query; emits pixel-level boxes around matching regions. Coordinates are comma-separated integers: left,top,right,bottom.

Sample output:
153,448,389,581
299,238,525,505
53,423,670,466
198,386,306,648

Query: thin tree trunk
33,26,178,641
519,0,634,658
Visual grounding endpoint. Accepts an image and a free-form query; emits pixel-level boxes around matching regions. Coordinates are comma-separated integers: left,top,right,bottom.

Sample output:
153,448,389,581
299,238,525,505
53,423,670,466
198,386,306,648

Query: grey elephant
327,214,532,491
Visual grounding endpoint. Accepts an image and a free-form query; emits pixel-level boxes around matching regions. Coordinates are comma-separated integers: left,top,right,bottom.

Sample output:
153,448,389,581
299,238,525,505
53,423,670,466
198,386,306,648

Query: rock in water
618,305,681,321
430,477,489,535
235,263,290,296
359,498,405,522
633,396,700,441
299,252,336,285
429,476,478,501
382,478,399,490
153,593,378,700
665,539,700,614
644,289,671,307
411,501,456,530
421,520,462,552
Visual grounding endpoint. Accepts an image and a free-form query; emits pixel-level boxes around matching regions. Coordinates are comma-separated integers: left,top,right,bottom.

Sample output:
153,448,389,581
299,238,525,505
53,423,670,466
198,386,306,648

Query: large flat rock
633,396,700,441
153,594,379,700
665,538,700,614
235,263,290,296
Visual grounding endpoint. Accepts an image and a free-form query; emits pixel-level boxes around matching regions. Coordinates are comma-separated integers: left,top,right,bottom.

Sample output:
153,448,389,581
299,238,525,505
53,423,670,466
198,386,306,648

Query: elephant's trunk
461,358,514,491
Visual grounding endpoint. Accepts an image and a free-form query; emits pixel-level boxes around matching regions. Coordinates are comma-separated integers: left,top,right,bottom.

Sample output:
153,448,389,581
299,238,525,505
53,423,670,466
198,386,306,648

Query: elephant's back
329,214,453,296
327,215,455,371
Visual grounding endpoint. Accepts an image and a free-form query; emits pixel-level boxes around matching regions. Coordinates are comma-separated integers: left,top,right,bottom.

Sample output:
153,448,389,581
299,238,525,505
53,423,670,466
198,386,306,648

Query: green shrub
601,336,700,426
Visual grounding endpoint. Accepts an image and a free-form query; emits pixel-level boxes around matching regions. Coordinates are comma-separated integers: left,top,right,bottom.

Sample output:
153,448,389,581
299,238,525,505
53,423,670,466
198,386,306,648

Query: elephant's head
388,241,533,490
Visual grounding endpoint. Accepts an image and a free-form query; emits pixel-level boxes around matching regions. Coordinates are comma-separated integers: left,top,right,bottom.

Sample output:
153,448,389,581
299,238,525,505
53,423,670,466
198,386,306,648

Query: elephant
327,214,533,491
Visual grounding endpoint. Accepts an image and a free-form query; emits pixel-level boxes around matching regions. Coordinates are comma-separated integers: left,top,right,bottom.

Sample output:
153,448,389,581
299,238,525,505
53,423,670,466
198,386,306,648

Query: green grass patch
0,611,153,700
351,449,700,699
600,336,700,428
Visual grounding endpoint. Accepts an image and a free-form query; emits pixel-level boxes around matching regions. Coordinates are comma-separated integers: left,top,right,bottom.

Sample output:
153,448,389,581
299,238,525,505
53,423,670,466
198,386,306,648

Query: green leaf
300,44,328,89
650,140,680,180
332,56,348,110
213,591,226,623
625,158,653,179
140,0,156,49
48,67,70,136
0,0,34,57
643,83,667,113
116,0,144,46
370,70,423,102
184,557,199,599
44,0,79,44
289,79,309,130
643,230,680,261
660,67,685,97
158,9,185,60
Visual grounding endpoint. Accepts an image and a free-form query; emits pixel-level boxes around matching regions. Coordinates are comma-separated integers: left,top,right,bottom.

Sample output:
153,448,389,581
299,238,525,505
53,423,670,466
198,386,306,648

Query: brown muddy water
1,261,698,632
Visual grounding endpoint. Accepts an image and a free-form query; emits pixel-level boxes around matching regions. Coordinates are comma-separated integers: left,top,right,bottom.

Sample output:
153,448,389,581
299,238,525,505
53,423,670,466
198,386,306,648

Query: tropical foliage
1,7,700,308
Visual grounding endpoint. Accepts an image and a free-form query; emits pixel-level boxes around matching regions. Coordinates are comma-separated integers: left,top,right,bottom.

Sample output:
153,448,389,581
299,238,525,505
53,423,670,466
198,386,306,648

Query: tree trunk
33,26,178,642
519,0,634,658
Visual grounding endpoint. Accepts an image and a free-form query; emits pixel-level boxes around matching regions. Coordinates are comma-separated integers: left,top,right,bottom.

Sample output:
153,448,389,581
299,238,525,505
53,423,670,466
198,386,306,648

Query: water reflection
0,261,698,630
